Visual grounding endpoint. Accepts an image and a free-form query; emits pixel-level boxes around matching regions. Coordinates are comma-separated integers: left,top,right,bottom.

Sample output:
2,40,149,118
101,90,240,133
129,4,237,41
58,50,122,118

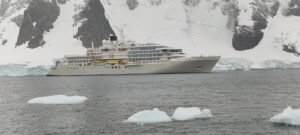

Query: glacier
0,0,86,76
2,57,300,76
213,58,253,71
2,57,300,77
0,64,48,76
0,0,300,76
100,0,300,72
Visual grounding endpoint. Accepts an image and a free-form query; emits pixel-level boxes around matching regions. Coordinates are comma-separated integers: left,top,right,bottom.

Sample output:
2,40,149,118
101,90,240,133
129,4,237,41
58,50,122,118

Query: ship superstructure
48,36,220,76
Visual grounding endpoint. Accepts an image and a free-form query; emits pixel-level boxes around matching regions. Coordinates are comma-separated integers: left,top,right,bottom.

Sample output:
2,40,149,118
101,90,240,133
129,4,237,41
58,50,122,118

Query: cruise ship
47,36,220,76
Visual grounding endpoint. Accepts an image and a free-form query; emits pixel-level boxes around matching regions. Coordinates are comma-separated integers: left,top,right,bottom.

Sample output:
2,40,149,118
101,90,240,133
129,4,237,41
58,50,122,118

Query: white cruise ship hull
47,56,220,76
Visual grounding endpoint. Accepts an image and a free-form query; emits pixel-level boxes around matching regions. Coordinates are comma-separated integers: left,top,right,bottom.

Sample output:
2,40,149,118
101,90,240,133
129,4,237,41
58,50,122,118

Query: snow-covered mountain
0,0,299,76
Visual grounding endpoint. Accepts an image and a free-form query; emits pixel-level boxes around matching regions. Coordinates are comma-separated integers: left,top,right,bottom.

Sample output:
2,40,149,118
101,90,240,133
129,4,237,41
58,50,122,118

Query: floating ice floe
124,108,172,124
172,107,213,121
270,106,300,126
27,95,88,105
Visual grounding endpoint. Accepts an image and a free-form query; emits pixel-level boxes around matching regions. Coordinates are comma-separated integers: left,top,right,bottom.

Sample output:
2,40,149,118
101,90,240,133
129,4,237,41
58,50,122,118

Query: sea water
0,69,300,134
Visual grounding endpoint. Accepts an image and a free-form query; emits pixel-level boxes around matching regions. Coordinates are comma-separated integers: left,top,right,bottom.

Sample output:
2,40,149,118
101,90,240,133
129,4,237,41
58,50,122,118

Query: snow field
0,0,86,66
0,0,300,75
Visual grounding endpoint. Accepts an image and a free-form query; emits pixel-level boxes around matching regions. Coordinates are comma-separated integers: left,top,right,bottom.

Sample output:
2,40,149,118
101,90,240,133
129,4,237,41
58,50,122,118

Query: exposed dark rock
212,1,221,9
73,2,87,23
127,0,139,10
1,0,31,17
150,0,162,6
57,0,67,4
183,0,201,6
74,0,115,48
221,1,239,31
284,0,300,16
16,0,60,48
2,39,7,45
11,15,24,27
252,7,268,30
0,0,9,16
232,26,264,50
253,0,269,17
16,10,34,46
232,0,269,51
283,43,300,56
13,0,31,10
269,1,280,17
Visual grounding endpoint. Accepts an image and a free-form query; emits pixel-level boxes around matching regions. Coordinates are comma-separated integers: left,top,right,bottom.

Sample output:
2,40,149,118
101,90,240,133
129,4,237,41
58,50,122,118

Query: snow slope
101,0,300,70
101,0,233,56
0,0,300,76
0,0,85,66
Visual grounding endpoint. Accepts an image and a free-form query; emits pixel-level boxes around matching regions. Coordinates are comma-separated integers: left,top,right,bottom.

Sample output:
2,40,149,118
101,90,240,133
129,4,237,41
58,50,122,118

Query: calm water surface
1,69,300,135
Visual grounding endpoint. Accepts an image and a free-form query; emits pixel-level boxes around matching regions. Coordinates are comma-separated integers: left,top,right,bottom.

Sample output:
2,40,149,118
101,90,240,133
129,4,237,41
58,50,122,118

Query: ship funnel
109,34,118,46
109,34,118,41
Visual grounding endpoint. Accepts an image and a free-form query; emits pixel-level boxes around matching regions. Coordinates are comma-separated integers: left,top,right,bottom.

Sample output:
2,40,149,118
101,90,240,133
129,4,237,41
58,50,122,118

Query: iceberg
270,106,300,126
124,108,172,124
213,58,253,71
27,95,88,105
171,107,213,121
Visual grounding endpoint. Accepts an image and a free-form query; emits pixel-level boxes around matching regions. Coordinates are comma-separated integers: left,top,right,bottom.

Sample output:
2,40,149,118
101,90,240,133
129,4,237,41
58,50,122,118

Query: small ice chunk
124,108,172,124
270,106,300,126
27,95,88,105
172,107,213,121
